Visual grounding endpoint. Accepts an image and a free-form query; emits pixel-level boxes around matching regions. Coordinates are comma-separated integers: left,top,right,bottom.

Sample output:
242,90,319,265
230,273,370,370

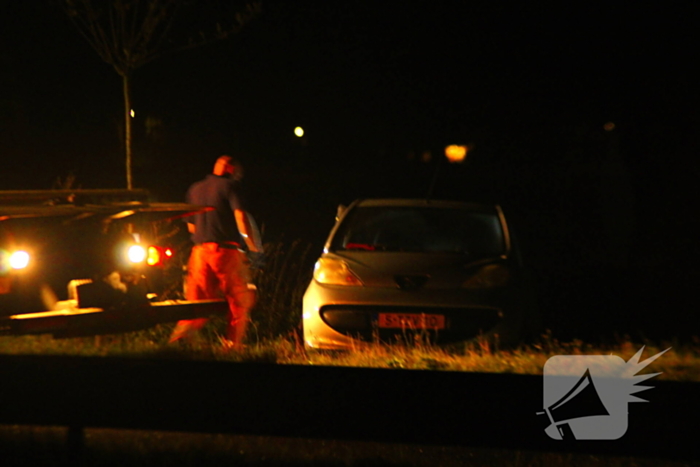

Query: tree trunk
122,72,133,189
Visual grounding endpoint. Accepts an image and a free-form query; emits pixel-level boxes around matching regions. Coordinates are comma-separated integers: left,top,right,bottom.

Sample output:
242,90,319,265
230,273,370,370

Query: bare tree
62,0,261,189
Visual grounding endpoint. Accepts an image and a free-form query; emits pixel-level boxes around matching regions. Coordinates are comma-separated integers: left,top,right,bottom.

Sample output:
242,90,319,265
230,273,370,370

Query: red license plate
378,313,446,330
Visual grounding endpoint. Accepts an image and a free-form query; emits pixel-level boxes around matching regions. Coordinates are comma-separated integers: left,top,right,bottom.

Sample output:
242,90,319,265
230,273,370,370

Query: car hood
329,251,507,288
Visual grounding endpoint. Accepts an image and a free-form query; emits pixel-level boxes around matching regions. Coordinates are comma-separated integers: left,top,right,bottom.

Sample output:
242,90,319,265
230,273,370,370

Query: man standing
169,155,261,348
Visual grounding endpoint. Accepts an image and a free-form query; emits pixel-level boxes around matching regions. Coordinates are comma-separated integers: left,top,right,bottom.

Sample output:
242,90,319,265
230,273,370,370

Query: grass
1,326,698,381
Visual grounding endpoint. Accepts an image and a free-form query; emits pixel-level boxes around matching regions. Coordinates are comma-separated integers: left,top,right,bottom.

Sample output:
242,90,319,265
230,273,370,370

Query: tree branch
60,0,263,188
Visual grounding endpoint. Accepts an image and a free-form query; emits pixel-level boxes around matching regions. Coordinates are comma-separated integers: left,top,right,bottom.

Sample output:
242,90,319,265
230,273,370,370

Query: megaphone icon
537,368,610,440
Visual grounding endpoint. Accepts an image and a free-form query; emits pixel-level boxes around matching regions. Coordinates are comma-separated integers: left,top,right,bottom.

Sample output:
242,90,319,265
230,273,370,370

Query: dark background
1,2,697,342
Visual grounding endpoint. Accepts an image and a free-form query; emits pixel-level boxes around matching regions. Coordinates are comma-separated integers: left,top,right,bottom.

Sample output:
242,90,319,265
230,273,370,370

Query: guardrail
0,355,697,460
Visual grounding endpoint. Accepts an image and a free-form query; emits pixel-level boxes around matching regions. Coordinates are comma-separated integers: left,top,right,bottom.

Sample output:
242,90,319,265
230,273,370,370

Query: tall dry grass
2,326,698,381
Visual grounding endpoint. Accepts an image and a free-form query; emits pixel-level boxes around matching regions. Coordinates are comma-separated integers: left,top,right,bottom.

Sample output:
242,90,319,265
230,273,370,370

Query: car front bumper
302,279,521,350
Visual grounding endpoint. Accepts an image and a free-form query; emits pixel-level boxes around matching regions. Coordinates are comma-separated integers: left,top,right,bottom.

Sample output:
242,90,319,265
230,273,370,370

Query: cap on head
213,155,242,180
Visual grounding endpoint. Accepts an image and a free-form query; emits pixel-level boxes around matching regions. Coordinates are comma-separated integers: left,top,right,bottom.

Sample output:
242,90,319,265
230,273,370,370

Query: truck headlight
127,245,147,264
9,250,30,270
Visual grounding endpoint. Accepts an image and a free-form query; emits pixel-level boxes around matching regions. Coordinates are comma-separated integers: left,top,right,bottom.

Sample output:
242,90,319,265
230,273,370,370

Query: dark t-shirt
186,174,243,245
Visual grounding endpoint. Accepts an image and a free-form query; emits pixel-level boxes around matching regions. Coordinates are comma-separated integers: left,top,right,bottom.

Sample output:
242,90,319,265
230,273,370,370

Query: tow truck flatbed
0,299,228,338
1,189,229,337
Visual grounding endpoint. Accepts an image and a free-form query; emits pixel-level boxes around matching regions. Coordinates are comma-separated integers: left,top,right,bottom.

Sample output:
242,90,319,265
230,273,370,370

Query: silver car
302,198,537,350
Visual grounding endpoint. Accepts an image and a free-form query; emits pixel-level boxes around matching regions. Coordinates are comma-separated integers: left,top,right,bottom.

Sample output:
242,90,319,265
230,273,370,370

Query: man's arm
234,209,261,253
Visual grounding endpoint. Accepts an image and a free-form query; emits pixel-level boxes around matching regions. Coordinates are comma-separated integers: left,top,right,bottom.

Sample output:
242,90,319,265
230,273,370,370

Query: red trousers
170,243,255,345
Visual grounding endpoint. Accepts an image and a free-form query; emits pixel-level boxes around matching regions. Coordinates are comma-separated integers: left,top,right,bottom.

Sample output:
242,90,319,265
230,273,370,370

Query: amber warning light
445,145,468,163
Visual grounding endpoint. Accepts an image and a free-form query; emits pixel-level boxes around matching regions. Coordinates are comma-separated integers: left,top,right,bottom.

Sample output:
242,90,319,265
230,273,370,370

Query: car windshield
331,206,506,258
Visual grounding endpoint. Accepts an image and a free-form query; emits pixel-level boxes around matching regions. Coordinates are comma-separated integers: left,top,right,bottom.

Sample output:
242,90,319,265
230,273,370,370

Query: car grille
320,305,502,344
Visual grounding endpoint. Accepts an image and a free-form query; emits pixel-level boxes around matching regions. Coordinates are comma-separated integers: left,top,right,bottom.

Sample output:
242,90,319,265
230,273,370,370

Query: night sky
1,2,698,340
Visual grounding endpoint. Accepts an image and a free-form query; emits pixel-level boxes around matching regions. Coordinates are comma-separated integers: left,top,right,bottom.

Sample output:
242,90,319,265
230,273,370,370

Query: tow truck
0,189,228,338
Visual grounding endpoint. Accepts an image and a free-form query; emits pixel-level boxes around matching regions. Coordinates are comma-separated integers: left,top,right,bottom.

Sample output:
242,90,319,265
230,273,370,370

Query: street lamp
445,144,467,163
426,144,470,199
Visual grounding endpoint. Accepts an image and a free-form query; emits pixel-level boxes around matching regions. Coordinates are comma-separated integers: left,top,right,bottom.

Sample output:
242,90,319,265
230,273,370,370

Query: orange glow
445,145,467,163
0,276,10,294
604,122,615,131
147,246,161,266
313,258,363,286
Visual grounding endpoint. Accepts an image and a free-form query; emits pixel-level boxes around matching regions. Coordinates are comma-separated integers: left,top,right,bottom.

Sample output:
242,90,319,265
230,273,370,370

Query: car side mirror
336,204,347,221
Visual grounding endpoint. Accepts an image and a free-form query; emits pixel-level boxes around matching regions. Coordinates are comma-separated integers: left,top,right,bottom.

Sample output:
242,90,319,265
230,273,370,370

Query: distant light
445,144,468,163
130,109,136,118
421,151,432,163
604,122,615,131
294,126,305,137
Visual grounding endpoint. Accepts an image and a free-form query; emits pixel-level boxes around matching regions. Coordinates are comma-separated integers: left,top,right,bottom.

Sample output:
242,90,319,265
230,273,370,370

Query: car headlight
462,264,510,288
313,257,363,286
